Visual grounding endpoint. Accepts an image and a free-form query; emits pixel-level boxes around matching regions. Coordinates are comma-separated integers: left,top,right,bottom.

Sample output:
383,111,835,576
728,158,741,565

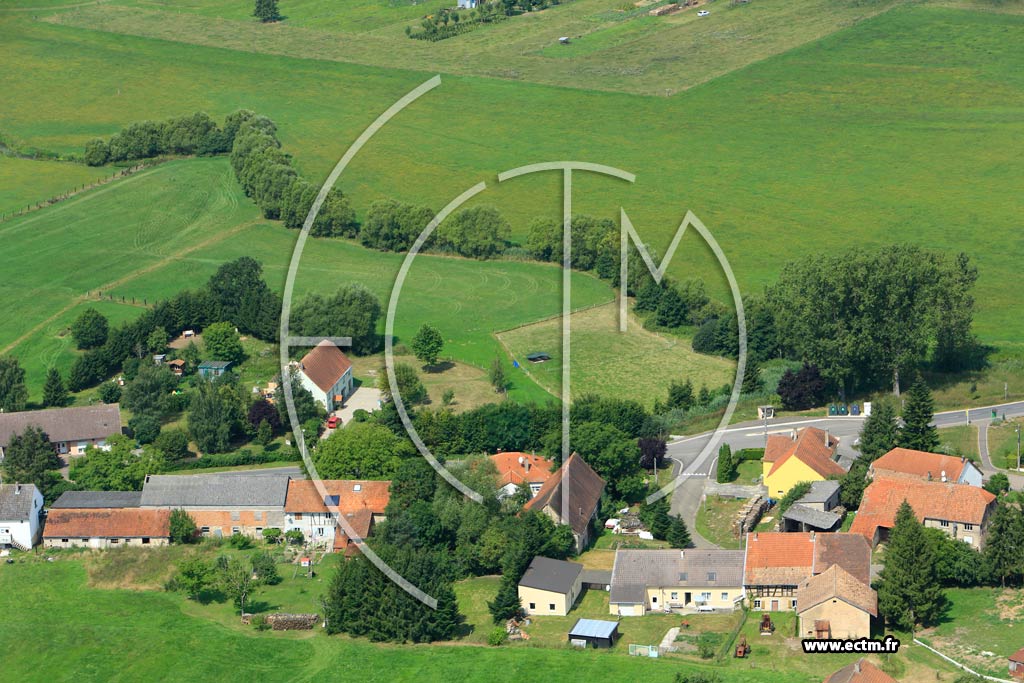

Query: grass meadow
0,557,819,683
0,156,111,217
2,2,1022,351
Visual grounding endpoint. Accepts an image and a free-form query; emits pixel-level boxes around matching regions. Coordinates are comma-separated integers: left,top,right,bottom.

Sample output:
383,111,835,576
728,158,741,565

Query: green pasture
1,4,1022,348
0,558,818,683
0,155,110,217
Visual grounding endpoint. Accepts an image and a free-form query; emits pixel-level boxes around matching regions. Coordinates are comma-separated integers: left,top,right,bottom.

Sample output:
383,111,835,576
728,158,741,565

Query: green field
0,155,111,217
498,303,735,407
0,558,818,683
2,2,1022,351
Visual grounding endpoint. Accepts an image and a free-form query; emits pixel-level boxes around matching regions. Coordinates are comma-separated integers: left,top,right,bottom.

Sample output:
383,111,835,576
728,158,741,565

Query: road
666,400,1024,545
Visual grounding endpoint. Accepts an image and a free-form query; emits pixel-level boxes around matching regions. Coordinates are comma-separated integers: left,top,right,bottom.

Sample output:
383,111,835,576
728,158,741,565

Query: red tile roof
1010,648,1024,664
824,660,896,683
766,427,845,479
797,564,877,617
490,452,555,487
285,480,390,515
850,478,995,543
871,447,970,482
299,340,352,393
334,509,374,551
43,508,171,539
744,532,871,585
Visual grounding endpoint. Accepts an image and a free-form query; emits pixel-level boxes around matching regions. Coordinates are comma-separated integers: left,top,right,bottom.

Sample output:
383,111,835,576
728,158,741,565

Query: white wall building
0,483,44,550
295,340,354,413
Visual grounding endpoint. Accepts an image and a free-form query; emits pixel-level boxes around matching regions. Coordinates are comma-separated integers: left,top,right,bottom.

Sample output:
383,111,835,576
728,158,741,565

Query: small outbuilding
518,556,584,616
198,360,232,378
1010,648,1024,678
568,618,620,648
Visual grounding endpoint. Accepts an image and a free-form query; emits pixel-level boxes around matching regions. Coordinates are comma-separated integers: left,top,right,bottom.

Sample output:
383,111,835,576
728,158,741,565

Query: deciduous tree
71,308,109,350
411,324,444,367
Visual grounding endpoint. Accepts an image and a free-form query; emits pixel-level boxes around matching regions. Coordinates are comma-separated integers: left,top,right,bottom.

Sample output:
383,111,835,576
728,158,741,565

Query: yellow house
795,564,877,639
517,556,584,617
763,428,845,499
608,549,746,616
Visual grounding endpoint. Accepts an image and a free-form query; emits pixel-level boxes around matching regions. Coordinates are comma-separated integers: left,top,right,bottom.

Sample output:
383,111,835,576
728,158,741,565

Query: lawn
920,587,1024,679
936,425,979,461
0,557,822,683
348,353,499,413
694,495,747,550
987,417,1023,470
497,303,735,408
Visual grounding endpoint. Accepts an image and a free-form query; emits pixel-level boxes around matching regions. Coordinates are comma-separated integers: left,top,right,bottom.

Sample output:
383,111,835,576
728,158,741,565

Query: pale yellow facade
765,458,825,499
798,598,872,639
519,580,581,617
611,586,744,615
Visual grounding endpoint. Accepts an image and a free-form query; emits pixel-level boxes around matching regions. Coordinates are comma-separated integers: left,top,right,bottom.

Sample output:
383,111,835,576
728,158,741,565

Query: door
770,599,779,611
685,592,692,605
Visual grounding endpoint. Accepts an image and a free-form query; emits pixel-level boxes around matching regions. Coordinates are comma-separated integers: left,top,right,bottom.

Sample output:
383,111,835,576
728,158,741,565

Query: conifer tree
877,501,946,629
859,400,900,461
667,515,692,549
716,443,734,483
897,376,939,452
488,576,522,624
983,501,1024,587
42,367,68,408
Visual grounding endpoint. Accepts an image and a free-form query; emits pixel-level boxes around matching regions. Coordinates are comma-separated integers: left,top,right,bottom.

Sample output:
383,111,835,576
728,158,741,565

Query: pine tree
666,515,692,549
859,400,900,461
42,367,68,407
897,376,940,452
655,285,687,328
877,501,946,630
697,384,712,407
741,357,763,394
634,279,664,312
487,576,522,623
253,0,281,22
667,379,694,411
255,418,273,446
983,502,1024,586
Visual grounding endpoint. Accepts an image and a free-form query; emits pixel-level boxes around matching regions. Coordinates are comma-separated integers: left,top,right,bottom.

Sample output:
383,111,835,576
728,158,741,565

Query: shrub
487,627,508,646
228,533,254,550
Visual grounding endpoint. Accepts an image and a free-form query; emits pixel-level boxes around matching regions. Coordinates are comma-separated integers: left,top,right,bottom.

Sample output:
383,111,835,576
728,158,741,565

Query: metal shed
567,618,620,648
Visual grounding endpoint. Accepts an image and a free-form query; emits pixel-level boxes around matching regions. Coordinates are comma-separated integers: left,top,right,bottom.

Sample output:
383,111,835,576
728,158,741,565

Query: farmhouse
869,447,983,487
608,548,746,616
284,479,390,552
522,452,605,553
490,451,555,499
140,473,290,537
850,477,995,549
0,483,44,550
43,508,171,548
295,340,354,412
517,556,584,617
744,532,871,612
824,659,896,683
763,427,845,498
0,404,122,463
796,564,877,639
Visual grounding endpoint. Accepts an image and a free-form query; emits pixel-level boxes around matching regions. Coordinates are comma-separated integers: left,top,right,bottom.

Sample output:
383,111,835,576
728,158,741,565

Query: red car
326,416,340,429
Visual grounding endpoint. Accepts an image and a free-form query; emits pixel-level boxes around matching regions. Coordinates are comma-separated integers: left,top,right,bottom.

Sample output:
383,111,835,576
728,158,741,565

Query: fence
913,638,1014,683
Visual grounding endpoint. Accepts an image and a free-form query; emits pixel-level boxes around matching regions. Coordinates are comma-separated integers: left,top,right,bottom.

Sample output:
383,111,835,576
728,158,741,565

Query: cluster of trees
638,498,691,548
84,112,235,166
288,284,382,355
253,0,281,22
407,2,510,41
169,550,281,615
65,257,279,393
360,201,511,260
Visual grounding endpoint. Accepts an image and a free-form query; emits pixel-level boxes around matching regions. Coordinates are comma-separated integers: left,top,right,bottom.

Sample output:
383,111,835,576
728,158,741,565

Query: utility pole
1016,423,1021,471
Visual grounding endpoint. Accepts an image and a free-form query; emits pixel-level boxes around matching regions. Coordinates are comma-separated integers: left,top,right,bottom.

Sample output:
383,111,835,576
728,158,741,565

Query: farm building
850,477,995,549
490,451,555,499
0,403,122,464
0,483,44,550
50,490,142,509
567,618,620,648
1010,648,1024,678
782,481,843,531
824,659,895,683
296,339,354,413
609,548,745,616
523,452,605,553
795,564,876,639
43,508,171,549
763,427,845,499
284,479,391,553
517,556,584,617
869,447,983,487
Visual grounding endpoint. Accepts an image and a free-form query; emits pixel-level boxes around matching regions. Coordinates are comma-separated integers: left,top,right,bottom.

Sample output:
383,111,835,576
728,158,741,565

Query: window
254,511,263,522
939,520,950,527
721,592,729,601
353,484,362,492
231,527,240,535
791,599,798,608
670,592,678,601
317,527,325,536
200,526,210,534
529,603,536,610
548,604,556,611
61,538,69,544
754,600,762,609
700,592,711,602
142,538,150,545
110,538,119,544
295,513,303,521
707,572,717,582
964,523,974,531
230,511,241,522
652,596,658,604
255,528,263,534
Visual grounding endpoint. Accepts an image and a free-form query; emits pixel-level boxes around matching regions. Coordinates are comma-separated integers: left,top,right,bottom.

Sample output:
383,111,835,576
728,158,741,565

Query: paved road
666,400,1024,544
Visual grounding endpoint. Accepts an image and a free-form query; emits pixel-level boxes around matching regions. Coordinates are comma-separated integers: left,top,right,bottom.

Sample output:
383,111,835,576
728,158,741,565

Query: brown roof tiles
299,340,352,393
523,453,605,536
850,478,995,543
797,564,877,617
43,508,170,539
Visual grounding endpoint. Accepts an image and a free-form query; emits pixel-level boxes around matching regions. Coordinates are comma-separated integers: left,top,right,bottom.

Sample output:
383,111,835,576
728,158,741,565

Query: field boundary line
913,638,1014,683
0,216,263,356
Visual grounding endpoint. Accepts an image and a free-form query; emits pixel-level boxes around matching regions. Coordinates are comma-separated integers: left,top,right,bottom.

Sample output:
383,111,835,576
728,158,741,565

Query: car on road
326,415,340,429
697,9,710,16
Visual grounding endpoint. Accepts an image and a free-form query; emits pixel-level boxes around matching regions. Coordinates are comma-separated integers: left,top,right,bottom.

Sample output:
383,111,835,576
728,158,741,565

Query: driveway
336,386,382,426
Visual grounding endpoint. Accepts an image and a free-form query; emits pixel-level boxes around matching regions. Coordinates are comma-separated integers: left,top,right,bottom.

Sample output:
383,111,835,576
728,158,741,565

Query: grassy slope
0,559,816,683
498,303,735,407
0,155,111,216
2,6,1022,348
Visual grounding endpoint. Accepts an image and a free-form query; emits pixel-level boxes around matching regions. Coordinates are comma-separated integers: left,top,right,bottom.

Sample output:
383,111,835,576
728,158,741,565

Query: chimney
753,532,758,541
854,660,861,674
791,429,797,441
524,460,531,473
809,531,816,542
680,550,685,559
825,429,830,448
518,455,525,465
927,471,933,481
941,470,947,483
15,483,21,495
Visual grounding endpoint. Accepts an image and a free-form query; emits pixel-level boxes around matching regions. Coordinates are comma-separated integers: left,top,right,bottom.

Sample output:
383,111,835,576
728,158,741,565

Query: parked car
697,10,710,16
326,416,340,429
